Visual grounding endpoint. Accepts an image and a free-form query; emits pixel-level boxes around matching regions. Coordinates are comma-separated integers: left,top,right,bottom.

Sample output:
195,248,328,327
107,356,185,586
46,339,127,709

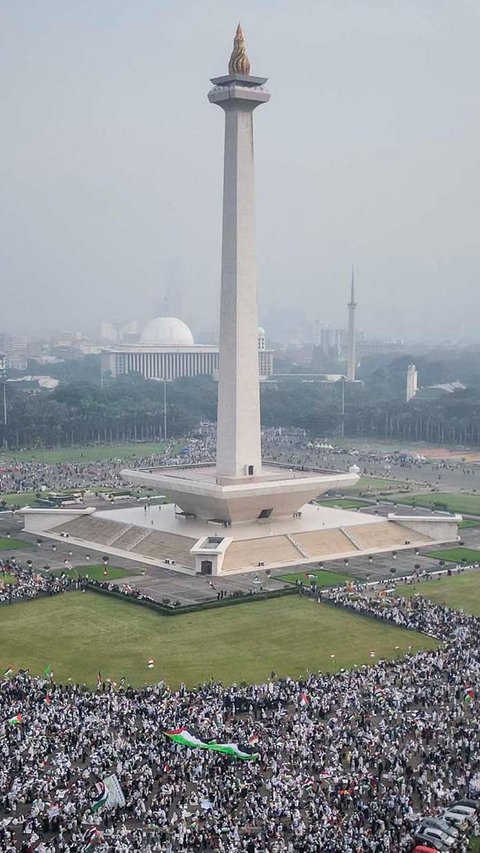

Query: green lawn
0,573,16,585
0,492,40,507
319,498,370,510
49,565,133,582
277,569,357,587
459,519,480,528
400,571,480,616
469,838,480,852
398,492,480,516
425,547,480,564
0,537,29,550
342,476,414,496
0,441,171,465
0,592,437,688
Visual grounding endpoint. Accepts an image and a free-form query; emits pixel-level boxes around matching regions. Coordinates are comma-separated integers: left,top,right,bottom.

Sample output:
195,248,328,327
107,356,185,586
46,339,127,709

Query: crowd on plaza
1,578,480,851
261,431,480,488
2,428,480,506
2,435,480,850
0,440,194,502
0,562,75,606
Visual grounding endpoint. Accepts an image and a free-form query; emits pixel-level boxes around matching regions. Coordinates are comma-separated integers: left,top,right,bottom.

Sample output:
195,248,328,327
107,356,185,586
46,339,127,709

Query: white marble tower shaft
208,30,270,479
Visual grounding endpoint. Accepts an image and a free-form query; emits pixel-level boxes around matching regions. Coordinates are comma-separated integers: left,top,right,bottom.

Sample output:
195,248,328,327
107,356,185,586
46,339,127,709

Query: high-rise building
346,266,357,382
406,364,418,401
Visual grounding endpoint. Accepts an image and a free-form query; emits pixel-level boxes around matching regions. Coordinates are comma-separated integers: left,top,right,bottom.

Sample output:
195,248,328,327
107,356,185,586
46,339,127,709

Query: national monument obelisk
22,27,451,577
209,25,269,480
123,26,358,523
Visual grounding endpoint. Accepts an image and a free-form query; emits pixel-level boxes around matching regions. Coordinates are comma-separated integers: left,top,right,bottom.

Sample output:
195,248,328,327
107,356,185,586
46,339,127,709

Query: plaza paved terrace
220,535,303,573
50,516,130,547
133,530,196,567
345,521,432,551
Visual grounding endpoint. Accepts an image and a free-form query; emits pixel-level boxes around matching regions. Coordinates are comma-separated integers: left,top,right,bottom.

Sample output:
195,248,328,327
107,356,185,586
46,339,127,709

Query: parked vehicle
415,828,455,851
412,846,440,853
443,803,476,823
441,810,470,831
453,797,480,811
418,817,459,840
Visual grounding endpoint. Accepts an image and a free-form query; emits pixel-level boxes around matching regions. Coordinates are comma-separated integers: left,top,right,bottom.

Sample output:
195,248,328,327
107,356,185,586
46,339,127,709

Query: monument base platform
120,463,360,524
18,502,460,577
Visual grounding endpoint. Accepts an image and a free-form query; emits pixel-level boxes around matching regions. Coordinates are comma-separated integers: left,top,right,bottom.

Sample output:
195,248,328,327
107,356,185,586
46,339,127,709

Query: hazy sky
0,0,479,343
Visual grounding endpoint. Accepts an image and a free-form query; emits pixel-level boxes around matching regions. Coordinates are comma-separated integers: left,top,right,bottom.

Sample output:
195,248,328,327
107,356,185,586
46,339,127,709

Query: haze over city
1,0,479,342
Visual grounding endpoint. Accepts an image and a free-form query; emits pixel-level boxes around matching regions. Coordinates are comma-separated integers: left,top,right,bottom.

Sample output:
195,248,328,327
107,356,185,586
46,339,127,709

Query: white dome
140,317,194,346
257,326,265,337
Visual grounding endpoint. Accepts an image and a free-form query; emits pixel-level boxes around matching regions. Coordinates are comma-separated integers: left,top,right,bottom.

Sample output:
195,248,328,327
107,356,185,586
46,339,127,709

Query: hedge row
86,582,297,616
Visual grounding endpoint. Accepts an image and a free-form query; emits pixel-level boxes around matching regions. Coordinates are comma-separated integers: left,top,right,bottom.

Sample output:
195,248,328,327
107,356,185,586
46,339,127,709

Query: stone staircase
286,533,309,558
339,527,362,550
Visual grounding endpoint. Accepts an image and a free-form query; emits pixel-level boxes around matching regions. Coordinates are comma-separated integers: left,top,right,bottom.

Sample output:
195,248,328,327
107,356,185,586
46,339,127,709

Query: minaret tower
346,266,357,382
208,25,270,480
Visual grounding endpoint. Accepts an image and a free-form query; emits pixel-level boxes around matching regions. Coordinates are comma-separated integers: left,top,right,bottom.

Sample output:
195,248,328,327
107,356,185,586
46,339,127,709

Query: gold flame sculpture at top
228,23,251,76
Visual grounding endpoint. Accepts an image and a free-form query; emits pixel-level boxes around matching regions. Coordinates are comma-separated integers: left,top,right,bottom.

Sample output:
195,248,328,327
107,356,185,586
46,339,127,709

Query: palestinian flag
43,664,53,678
90,774,125,813
147,659,154,669
299,692,310,706
302,776,314,789
83,827,103,851
164,727,259,761
3,667,14,679
7,713,22,726
91,780,109,812
464,687,475,704
248,734,259,746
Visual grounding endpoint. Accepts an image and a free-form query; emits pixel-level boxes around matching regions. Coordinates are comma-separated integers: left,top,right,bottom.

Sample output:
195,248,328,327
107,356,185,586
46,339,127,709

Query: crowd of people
0,440,194,502
2,435,480,850
0,562,76,606
1,579,480,851
2,428,480,506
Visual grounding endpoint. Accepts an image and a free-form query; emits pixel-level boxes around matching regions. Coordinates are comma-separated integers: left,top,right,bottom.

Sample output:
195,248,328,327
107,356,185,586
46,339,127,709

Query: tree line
2,367,480,450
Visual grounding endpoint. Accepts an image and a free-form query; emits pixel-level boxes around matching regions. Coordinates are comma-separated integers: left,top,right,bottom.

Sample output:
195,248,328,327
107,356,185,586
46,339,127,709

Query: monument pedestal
122,463,359,524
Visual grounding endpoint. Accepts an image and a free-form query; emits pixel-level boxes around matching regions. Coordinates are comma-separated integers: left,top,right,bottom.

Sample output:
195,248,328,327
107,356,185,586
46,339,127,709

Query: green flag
164,727,259,761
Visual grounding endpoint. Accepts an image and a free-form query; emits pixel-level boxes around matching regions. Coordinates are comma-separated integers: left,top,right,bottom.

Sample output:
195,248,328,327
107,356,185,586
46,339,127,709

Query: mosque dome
140,317,195,346
257,327,265,337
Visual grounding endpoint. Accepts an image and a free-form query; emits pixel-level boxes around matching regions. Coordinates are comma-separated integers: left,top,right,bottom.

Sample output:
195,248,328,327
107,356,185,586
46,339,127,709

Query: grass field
398,492,480,516
0,492,40,507
342,476,414,496
319,498,370,510
49,565,134,582
425,547,480,564
0,441,170,465
0,573,16,585
277,569,356,587
0,537,28,550
459,519,480,528
0,592,437,688
400,571,480,615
